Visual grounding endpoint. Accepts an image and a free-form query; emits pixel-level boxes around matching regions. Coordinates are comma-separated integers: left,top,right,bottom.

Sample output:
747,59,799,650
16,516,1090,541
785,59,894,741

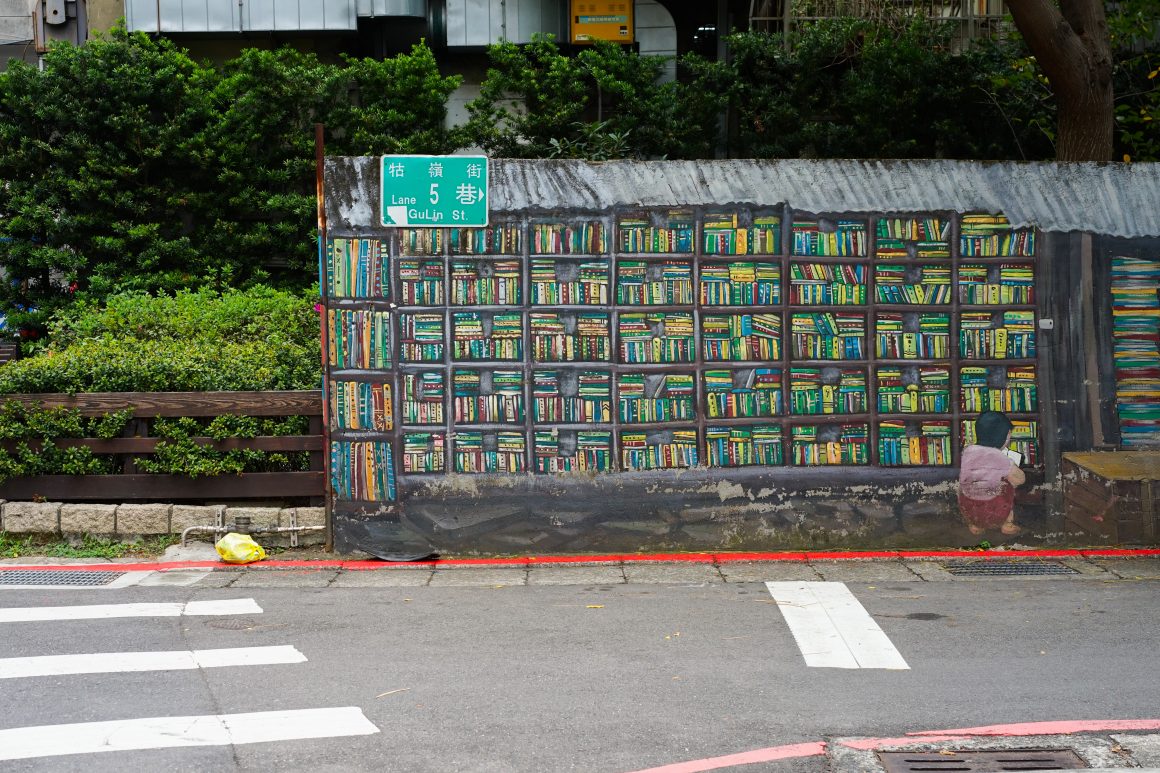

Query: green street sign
380,155,489,227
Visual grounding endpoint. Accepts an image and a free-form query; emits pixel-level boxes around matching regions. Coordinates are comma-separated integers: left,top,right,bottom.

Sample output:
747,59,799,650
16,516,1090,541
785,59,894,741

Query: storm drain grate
0,570,126,587
878,749,1087,773
942,561,1079,576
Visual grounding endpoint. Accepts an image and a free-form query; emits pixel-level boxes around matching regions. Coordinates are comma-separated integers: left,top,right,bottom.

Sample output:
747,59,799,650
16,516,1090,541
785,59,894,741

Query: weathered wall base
334,468,1073,555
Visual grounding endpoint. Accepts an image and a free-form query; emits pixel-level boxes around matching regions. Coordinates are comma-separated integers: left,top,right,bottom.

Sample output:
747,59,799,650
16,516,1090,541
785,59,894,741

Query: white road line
0,707,380,761
765,581,909,670
0,598,262,623
0,645,306,679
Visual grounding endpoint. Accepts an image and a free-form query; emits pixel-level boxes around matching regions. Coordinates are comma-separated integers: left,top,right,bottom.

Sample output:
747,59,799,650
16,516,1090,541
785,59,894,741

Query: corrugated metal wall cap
326,158,1160,238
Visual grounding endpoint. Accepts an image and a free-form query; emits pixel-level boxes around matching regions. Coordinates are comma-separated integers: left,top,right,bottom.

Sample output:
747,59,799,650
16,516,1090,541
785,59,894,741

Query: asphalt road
1,571,1159,772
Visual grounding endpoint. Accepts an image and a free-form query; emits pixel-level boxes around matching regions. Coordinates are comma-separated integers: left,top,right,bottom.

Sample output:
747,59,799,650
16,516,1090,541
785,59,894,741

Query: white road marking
0,645,306,679
0,707,380,761
765,581,909,670
0,598,262,623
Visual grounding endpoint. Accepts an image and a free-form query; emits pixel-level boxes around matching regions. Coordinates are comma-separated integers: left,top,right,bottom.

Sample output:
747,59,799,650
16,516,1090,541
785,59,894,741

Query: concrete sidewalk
6,542,1157,588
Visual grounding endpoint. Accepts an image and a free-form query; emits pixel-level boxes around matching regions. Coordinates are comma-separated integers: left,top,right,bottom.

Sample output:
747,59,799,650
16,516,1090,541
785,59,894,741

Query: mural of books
790,312,866,360
618,312,695,363
702,213,781,255
703,368,781,418
531,221,608,254
1110,254,1160,447
450,258,522,305
534,430,613,473
403,432,446,473
790,423,870,465
700,261,780,305
958,263,1035,305
876,366,951,414
789,368,867,415
452,368,525,424
702,313,781,361
327,309,392,369
452,311,524,360
878,419,952,466
401,371,445,425
876,312,950,359
330,441,396,500
875,217,951,259
531,312,611,362
327,238,389,298
792,218,867,257
454,430,527,473
962,418,1039,465
399,228,443,256
959,311,1036,359
616,260,695,304
874,264,951,304
618,372,696,423
789,262,867,305
960,365,1038,413
322,208,1043,485
449,223,523,255
532,369,612,423
530,258,610,305
618,211,695,253
705,424,783,467
960,214,1035,256
620,428,699,470
329,380,393,431
398,312,445,362
399,259,444,305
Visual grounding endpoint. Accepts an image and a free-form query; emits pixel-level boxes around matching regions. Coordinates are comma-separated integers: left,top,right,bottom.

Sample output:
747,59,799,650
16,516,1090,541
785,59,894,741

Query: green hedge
0,288,321,394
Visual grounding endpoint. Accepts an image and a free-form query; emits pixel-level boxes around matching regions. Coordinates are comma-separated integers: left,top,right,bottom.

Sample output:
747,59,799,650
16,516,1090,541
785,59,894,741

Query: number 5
430,183,439,205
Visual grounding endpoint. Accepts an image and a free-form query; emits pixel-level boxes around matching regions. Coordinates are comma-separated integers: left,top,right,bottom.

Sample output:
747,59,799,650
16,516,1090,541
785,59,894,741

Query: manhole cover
942,561,1079,576
878,749,1086,772
0,570,126,587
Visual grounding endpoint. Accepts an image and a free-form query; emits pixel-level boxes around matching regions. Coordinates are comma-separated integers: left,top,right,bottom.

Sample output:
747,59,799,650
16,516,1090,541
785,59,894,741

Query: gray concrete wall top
325,157,1160,239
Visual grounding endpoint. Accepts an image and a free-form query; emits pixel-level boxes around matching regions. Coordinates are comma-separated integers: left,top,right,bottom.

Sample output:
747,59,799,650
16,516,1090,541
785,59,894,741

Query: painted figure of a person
958,410,1025,536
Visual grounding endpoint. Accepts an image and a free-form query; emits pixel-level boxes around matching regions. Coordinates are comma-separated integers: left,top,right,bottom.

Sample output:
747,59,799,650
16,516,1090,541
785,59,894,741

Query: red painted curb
1,547,1158,573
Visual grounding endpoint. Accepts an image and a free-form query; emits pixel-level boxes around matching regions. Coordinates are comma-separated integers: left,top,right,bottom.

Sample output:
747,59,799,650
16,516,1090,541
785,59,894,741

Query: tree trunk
1006,0,1115,162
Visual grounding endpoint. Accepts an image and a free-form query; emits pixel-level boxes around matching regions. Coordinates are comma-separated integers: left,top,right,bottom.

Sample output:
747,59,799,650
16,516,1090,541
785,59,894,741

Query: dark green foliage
717,21,1054,160
1109,0,1160,162
0,29,457,334
466,36,724,160
0,402,130,481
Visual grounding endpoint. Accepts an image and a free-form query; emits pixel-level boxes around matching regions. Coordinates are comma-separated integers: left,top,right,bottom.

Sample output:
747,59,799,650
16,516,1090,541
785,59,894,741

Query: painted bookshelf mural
1110,254,1160,447
322,212,1042,503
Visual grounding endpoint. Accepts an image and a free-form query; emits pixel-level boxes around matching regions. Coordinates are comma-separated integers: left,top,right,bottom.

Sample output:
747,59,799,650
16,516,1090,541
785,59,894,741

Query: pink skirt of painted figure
958,481,1016,529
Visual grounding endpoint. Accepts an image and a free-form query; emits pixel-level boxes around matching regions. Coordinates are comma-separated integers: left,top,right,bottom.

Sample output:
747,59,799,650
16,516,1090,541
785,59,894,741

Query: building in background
1,0,87,69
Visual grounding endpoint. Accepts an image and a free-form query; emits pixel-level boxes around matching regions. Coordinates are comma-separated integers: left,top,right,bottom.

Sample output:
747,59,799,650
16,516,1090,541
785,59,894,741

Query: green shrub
4,287,321,393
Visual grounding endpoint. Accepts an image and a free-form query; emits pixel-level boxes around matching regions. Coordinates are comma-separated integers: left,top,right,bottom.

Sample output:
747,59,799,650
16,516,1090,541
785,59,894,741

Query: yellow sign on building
570,1,634,44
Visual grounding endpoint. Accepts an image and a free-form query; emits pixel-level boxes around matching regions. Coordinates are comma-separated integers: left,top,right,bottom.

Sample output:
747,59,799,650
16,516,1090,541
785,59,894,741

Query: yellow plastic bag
215,532,267,564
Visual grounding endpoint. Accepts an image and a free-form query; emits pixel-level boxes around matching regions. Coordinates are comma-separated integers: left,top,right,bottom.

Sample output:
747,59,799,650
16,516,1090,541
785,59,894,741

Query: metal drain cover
0,570,126,587
878,749,1086,772
943,561,1079,576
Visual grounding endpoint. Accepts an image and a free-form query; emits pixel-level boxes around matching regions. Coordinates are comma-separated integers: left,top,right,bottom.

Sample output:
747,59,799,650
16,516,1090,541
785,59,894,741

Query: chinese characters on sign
380,155,489,227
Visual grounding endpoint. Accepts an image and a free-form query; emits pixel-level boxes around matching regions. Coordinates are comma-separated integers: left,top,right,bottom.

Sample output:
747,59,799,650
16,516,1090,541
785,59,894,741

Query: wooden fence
0,391,324,502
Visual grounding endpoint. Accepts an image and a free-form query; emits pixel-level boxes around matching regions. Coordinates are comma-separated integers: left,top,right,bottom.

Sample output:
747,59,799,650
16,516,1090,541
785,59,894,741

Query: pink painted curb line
625,718,1160,773
1,547,1158,573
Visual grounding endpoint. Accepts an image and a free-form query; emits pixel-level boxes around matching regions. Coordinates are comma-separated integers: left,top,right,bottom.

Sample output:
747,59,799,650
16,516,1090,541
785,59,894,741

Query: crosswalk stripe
0,707,380,761
0,645,306,679
765,581,909,670
0,598,262,623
